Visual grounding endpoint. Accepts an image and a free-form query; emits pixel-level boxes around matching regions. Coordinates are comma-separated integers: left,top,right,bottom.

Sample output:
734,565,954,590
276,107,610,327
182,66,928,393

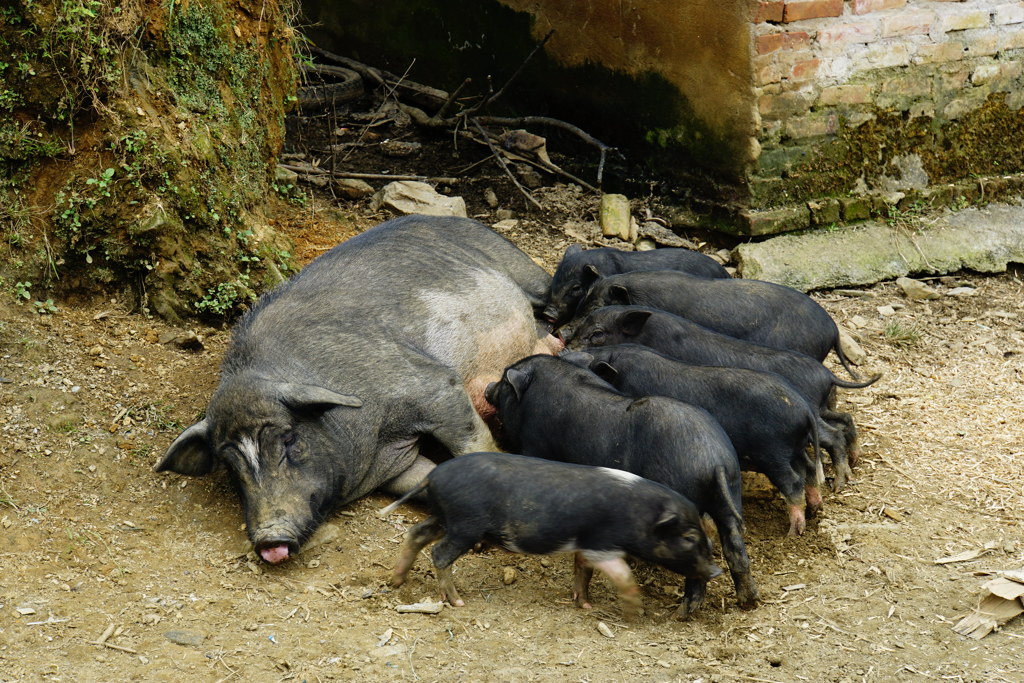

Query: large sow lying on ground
155,215,556,565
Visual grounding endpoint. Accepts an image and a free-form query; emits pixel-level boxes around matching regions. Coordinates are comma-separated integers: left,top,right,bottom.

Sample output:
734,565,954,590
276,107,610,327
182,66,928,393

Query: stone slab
733,203,1024,291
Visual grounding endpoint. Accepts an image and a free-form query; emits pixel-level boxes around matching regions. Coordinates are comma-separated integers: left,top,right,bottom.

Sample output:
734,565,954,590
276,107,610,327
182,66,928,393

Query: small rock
715,249,732,264
164,630,205,647
896,277,939,301
848,315,870,329
379,140,421,158
369,644,407,659
877,305,896,316
597,622,615,638
600,194,633,242
274,165,298,184
492,219,519,231
635,220,694,248
503,567,517,585
635,238,657,251
483,188,499,208
158,330,204,351
837,328,866,365
495,209,515,222
371,181,467,218
333,178,375,200
515,164,543,189
835,289,873,298
948,286,977,297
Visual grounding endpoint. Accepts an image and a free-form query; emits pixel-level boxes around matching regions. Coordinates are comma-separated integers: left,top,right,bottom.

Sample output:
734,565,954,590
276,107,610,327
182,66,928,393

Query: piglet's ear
607,284,630,306
504,368,531,400
590,360,618,384
580,264,601,289
558,350,594,368
276,383,363,411
653,509,681,537
621,310,652,336
564,244,583,257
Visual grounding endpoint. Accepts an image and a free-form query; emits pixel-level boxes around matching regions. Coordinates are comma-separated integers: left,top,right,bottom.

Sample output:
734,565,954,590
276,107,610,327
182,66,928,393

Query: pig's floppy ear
580,264,601,289
558,350,594,368
653,509,682,536
155,420,218,476
621,310,652,336
276,383,363,411
564,243,583,258
590,360,619,384
606,284,631,306
504,368,531,400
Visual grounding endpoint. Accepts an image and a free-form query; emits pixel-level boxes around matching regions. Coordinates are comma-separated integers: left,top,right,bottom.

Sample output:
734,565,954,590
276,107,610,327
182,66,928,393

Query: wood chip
597,621,615,638
953,576,1024,639
395,601,444,614
934,549,984,564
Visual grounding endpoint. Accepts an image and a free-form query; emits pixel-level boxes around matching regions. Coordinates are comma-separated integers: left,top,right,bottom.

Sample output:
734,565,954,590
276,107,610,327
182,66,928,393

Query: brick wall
746,0,1024,234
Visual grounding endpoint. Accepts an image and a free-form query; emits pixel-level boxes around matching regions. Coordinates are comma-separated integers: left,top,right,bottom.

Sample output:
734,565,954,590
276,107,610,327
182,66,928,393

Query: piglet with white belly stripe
381,452,721,620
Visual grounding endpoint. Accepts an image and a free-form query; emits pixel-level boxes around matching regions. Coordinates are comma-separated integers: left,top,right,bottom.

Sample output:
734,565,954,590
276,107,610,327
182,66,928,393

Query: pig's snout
704,562,723,580
255,538,299,564
542,306,559,323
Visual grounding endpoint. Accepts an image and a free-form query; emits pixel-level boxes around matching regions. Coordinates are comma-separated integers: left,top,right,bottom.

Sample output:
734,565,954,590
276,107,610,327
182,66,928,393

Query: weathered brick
817,22,876,45
783,0,844,22
938,65,971,91
818,84,874,105
790,58,821,80
943,89,991,119
914,41,965,63
807,199,841,225
757,61,785,85
864,43,912,68
851,0,907,15
972,61,1024,90
756,31,812,54
784,112,838,139
994,3,1024,26
941,10,992,32
971,63,1002,85
965,31,1000,56
1000,27,1024,50
840,197,873,222
755,1,786,23
847,111,877,127
882,10,934,37
758,90,815,118
738,205,811,235
881,74,933,97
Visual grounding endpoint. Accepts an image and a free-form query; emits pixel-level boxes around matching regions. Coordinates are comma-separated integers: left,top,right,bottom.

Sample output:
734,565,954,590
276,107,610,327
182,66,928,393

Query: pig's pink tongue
260,544,291,564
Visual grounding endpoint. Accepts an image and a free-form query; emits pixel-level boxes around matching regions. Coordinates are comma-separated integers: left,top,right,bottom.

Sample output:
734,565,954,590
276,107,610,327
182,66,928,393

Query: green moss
752,94,1024,211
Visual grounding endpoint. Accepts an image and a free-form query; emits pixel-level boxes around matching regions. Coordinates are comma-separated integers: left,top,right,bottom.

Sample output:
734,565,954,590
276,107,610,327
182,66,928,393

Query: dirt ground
3,99,1024,682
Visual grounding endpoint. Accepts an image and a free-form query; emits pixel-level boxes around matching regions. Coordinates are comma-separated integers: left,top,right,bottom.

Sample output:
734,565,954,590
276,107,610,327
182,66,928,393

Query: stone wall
747,0,1024,234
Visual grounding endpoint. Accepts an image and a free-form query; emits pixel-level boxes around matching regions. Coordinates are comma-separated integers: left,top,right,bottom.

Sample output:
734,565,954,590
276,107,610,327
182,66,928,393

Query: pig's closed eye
588,330,606,345
281,430,298,464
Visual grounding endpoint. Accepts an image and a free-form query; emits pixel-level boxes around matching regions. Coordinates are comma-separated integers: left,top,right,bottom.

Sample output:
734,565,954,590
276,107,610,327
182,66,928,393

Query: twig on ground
471,118,542,210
